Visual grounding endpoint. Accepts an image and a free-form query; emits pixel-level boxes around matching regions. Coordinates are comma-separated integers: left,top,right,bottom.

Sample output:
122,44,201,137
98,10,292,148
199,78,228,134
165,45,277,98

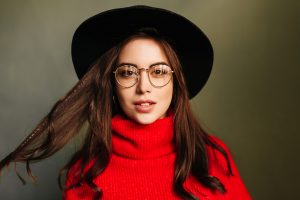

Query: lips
134,100,156,113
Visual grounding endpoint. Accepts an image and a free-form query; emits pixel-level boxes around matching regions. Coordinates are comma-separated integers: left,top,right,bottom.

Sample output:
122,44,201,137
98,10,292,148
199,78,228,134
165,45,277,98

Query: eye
150,64,170,77
117,65,137,78
121,70,134,76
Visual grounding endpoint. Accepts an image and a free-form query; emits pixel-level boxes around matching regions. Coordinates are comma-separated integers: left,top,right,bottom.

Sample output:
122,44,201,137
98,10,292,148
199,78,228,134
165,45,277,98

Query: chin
132,114,161,125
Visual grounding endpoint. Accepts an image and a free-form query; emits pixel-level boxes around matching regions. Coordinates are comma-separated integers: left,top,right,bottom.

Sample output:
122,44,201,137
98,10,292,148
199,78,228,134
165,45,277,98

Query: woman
0,5,251,200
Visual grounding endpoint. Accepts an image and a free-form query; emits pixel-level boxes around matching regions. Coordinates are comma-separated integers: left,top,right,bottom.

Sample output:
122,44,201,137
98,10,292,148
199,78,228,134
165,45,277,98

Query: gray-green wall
0,0,299,199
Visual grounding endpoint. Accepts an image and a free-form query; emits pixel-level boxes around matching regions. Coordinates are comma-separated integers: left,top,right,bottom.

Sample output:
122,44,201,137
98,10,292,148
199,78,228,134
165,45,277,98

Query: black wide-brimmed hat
71,5,213,99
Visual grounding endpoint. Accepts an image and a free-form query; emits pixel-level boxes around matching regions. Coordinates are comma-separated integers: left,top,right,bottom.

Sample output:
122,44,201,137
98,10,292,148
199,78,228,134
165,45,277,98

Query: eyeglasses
113,63,174,88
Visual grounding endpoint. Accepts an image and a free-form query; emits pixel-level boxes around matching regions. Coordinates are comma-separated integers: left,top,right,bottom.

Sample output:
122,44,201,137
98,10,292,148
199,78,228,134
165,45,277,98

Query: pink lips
134,100,156,113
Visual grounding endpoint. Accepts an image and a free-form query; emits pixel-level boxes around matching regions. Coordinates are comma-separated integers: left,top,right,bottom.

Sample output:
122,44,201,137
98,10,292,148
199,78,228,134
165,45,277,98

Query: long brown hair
0,28,232,200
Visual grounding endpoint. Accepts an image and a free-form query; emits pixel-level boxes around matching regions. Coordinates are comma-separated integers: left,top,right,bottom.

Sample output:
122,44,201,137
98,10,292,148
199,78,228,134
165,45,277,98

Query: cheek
115,87,132,110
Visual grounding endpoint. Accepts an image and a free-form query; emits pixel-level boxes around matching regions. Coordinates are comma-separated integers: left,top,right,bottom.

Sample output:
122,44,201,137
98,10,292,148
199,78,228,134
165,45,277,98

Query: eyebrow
116,61,169,68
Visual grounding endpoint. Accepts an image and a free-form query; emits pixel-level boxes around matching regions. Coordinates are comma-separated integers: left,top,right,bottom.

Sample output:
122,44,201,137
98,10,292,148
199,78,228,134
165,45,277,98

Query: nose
136,69,152,94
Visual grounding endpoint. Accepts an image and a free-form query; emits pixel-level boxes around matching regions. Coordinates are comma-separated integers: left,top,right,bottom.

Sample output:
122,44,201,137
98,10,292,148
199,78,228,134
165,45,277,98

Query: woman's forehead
118,38,169,67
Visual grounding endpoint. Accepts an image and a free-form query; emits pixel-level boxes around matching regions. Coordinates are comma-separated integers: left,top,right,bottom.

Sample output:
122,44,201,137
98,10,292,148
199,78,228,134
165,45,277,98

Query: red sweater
64,114,251,200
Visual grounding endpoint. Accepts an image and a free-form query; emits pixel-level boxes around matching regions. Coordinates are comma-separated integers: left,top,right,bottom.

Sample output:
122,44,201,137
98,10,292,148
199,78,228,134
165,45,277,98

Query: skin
115,38,173,124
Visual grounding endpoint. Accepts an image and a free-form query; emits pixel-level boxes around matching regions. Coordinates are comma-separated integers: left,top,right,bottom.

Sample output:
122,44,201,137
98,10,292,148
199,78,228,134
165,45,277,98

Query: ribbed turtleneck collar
111,113,175,160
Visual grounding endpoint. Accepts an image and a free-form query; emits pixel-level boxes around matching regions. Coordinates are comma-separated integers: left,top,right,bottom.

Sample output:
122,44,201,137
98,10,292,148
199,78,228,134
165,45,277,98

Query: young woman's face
115,38,173,124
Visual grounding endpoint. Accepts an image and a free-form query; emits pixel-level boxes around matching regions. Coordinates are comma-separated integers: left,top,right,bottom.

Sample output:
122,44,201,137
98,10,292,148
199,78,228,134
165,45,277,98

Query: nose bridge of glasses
137,67,149,75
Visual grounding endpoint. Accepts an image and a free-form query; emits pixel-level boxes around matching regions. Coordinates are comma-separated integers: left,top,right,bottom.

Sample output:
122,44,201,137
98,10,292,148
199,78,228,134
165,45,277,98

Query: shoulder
207,135,230,151
206,134,246,180
206,135,235,176
206,135,252,199
206,135,231,159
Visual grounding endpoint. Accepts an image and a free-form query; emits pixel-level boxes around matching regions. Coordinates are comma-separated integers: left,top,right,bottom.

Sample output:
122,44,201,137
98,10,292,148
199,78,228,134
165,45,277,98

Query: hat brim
71,5,213,99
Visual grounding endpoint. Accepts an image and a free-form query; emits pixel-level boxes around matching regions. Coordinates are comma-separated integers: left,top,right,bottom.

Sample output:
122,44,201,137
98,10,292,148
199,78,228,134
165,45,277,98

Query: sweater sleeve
208,135,252,200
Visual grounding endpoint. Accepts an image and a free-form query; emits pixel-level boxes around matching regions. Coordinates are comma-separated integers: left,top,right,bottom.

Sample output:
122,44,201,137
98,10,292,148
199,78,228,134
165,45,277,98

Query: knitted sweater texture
64,114,251,200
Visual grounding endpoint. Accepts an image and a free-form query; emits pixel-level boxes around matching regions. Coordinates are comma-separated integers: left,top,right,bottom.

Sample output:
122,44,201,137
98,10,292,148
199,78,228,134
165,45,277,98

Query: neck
111,114,175,159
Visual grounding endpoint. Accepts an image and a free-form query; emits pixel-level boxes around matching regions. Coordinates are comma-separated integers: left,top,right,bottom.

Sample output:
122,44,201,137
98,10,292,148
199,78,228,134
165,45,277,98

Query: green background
0,0,299,199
